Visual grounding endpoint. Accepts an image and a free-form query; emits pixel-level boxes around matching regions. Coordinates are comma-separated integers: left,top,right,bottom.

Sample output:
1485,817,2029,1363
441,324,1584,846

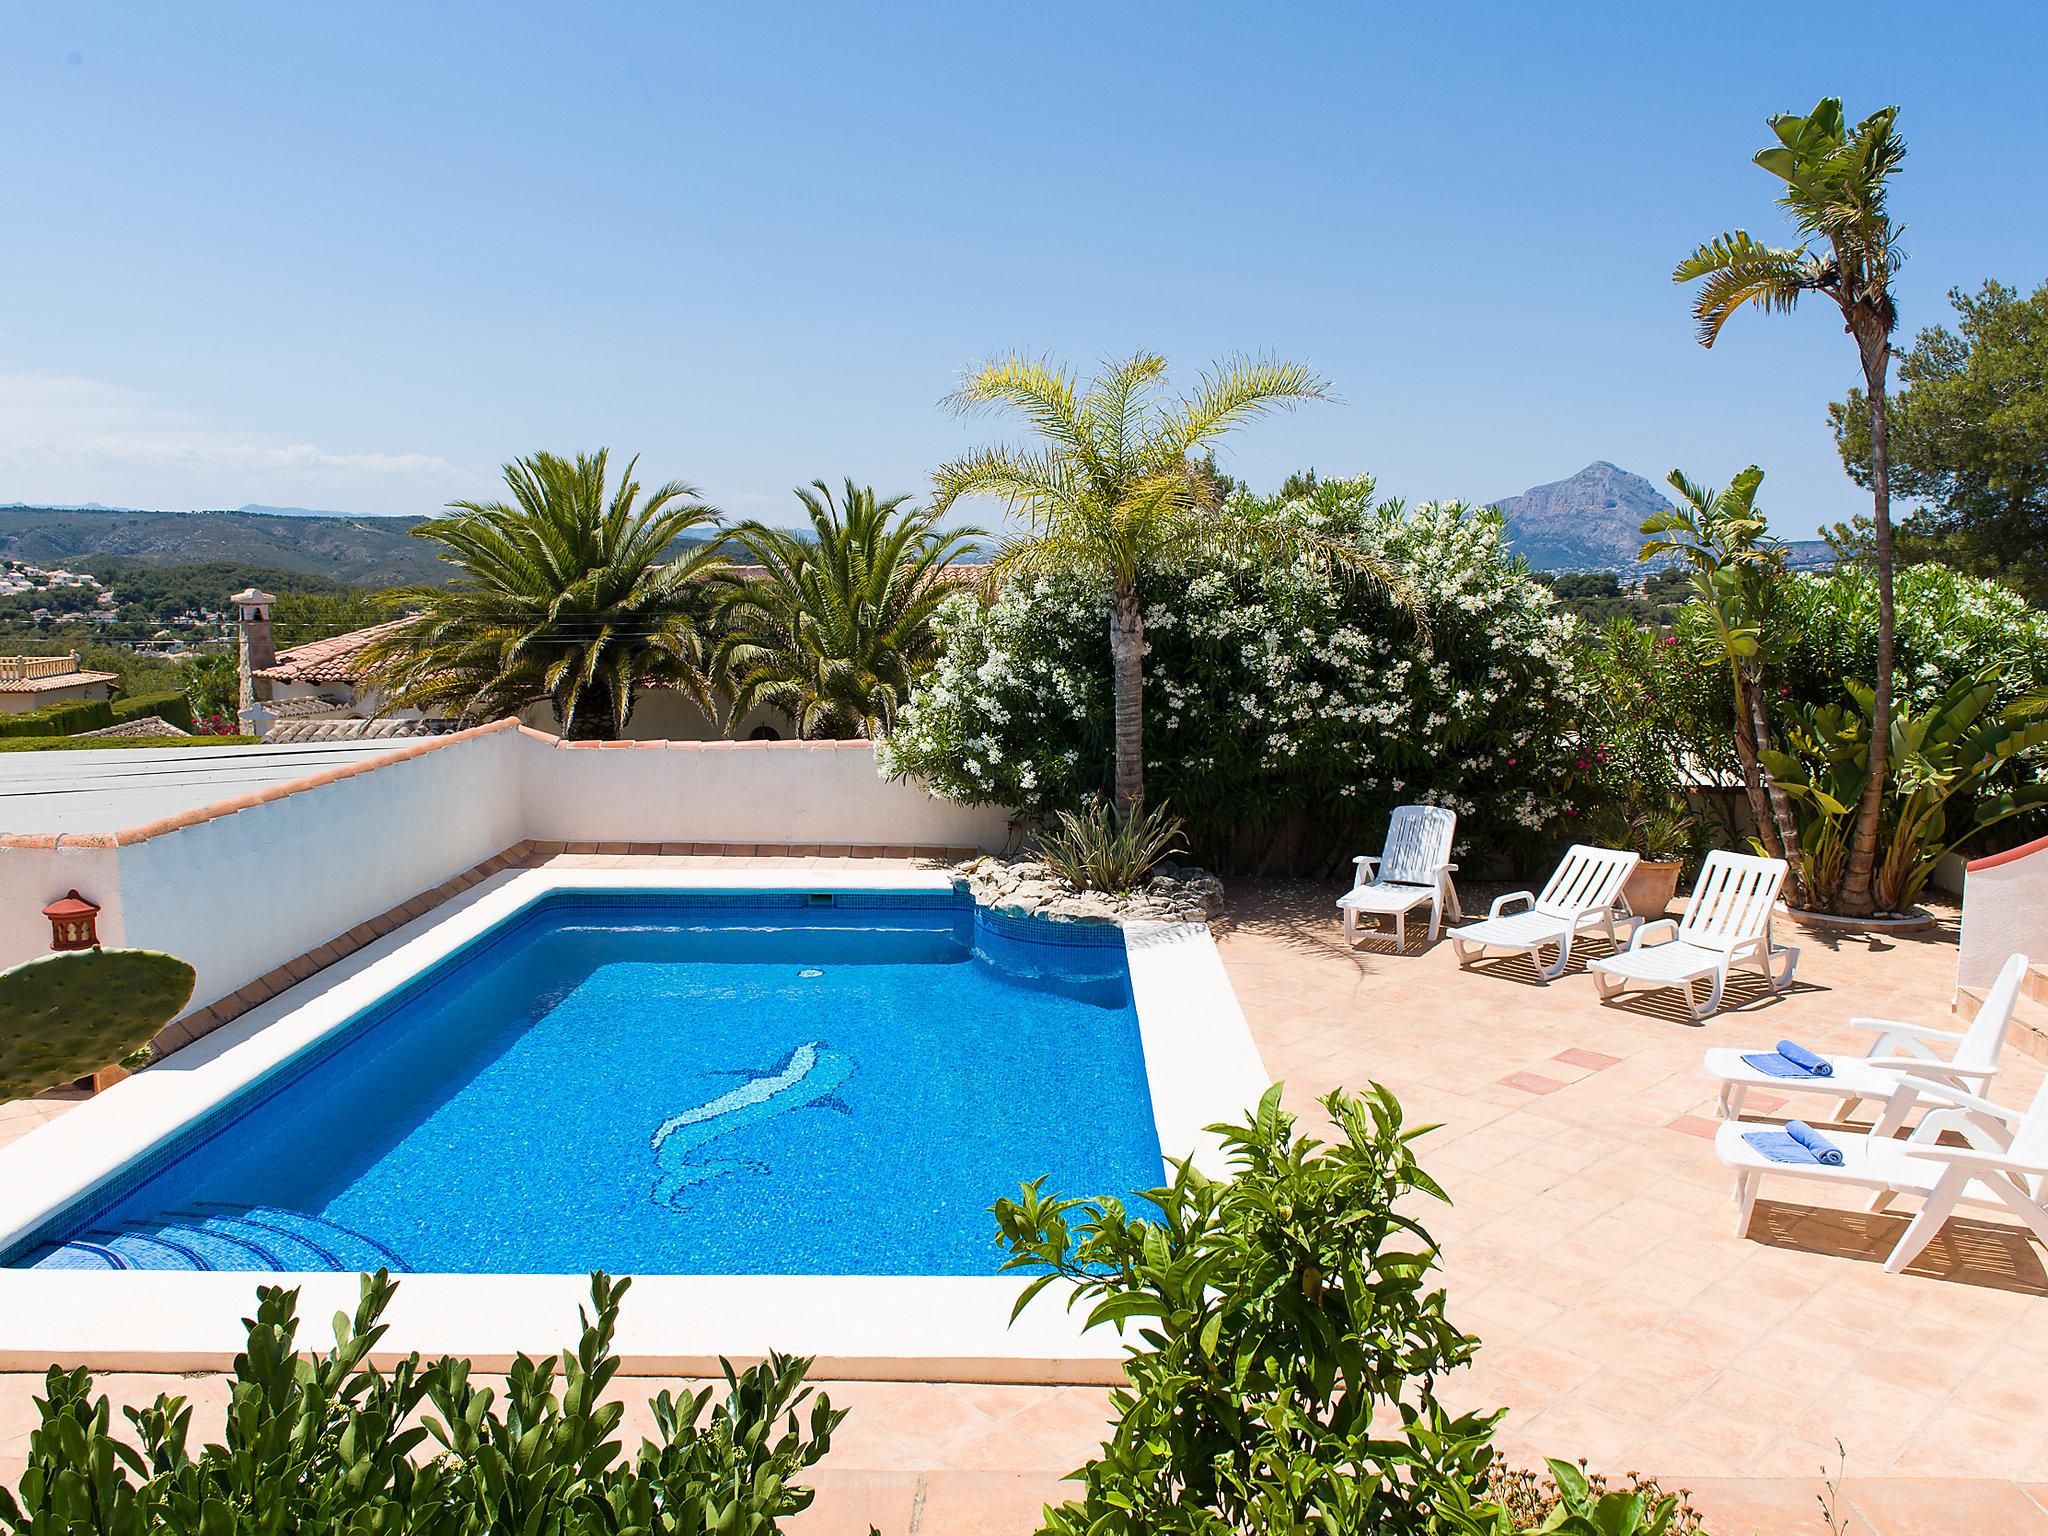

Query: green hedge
0,734,256,753
0,688,195,739
113,688,195,732
0,696,111,737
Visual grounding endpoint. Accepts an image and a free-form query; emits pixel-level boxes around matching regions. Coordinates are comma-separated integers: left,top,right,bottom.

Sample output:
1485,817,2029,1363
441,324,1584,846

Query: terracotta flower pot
1622,860,1684,922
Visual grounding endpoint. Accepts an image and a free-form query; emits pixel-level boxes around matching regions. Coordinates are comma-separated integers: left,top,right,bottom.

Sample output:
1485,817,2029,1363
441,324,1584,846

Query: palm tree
715,480,982,739
362,449,727,739
1675,97,1907,914
1640,466,1807,901
933,352,1390,811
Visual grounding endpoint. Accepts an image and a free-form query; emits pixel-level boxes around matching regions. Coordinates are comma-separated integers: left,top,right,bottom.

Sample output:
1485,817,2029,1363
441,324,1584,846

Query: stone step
1956,966,2048,1064
2027,961,2048,1009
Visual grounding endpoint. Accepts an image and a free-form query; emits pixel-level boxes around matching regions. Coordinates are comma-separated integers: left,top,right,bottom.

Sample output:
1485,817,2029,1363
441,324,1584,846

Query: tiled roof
263,717,449,744
0,669,121,695
255,620,408,685
74,716,192,740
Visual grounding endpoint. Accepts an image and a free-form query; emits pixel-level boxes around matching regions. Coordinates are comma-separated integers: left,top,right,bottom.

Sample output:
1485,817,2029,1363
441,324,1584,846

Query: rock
950,853,1226,930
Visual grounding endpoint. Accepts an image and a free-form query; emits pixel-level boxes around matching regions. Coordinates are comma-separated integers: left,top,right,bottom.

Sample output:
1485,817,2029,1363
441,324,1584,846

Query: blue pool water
15,895,1161,1276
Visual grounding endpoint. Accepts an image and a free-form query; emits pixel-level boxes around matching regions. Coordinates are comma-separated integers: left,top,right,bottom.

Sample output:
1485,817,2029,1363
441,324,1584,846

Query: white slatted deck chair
1718,1067,2048,1274
1447,844,1640,982
1704,952,2029,1128
1335,804,1459,952
1586,850,1795,1022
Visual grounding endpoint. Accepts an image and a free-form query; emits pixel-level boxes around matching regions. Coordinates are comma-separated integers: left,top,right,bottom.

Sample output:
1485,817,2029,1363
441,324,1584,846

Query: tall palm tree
716,480,982,739
362,449,727,739
1675,97,1907,914
933,352,1390,811
1641,466,1807,901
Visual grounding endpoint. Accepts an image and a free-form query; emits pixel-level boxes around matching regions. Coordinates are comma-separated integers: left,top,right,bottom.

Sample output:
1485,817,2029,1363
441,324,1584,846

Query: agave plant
361,450,728,739
1761,663,2048,912
715,481,981,739
1035,797,1186,894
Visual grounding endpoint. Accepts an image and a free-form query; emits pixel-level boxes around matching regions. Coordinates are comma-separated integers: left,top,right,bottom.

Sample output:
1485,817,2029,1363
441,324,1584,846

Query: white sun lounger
1587,850,1796,1021
1448,843,1640,981
1335,804,1459,951
1718,1067,2048,1274
1704,952,2029,1130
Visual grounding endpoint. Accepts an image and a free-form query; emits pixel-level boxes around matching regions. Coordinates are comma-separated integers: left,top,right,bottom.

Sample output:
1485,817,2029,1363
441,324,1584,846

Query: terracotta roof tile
254,620,408,685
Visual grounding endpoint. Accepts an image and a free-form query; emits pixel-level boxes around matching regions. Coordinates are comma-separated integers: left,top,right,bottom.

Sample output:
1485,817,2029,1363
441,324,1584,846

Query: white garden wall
519,735,1010,849
1958,834,2048,989
112,728,529,1009
1,724,1012,1013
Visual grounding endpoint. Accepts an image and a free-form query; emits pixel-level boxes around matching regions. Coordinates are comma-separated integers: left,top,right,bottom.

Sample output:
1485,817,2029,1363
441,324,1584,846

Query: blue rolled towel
1775,1040,1832,1077
1784,1120,1843,1165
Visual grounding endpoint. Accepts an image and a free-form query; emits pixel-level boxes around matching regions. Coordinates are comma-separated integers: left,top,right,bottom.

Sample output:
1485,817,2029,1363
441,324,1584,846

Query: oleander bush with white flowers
880,477,1589,872
1772,561,2048,711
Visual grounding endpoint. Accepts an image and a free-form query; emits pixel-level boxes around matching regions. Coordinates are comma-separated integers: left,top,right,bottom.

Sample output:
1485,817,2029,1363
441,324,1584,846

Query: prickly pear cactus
0,948,196,1103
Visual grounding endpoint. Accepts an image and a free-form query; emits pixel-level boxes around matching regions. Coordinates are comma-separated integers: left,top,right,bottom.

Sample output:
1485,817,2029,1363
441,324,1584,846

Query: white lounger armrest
1895,1142,2048,1181
1849,1017,1970,1046
1354,855,1380,875
1860,1056,1998,1081
1628,919,1680,951
1904,1090,2024,1129
1487,891,1536,919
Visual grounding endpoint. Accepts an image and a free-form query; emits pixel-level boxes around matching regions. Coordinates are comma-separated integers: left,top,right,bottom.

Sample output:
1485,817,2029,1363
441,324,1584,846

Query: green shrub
1774,562,2048,712
110,689,195,731
993,1084,1503,1534
0,697,115,738
0,1271,845,1534
0,735,256,752
1763,664,2048,910
884,478,1587,873
1489,1458,1708,1535
0,689,192,739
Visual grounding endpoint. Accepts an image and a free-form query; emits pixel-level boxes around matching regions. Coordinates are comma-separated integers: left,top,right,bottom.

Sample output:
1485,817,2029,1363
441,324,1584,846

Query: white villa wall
114,729,529,1009
0,841,126,965
1,727,1010,1007
1958,834,2048,988
519,735,1011,850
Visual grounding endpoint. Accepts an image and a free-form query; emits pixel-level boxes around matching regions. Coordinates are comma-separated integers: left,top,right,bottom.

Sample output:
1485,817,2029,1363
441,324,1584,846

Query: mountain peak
1494,462,1675,571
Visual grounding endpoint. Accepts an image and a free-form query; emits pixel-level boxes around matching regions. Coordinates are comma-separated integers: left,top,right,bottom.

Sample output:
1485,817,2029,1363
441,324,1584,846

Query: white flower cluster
880,478,1592,854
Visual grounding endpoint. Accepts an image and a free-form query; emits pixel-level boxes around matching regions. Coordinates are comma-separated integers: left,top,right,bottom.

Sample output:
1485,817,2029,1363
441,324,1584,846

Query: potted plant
1620,802,1696,920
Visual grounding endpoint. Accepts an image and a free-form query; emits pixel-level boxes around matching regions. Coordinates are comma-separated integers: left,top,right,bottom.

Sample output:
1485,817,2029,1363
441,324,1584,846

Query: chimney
231,586,277,736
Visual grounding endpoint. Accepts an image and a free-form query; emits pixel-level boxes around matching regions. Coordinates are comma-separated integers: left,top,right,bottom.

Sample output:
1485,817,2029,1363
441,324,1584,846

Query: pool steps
26,1203,408,1272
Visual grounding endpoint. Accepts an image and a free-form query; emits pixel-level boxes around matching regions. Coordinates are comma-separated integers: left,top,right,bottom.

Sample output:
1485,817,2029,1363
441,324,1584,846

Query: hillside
0,506,446,585
1495,462,1833,572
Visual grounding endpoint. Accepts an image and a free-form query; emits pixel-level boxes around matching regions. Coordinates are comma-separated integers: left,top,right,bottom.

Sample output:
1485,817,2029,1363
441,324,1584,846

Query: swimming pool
8,893,1161,1276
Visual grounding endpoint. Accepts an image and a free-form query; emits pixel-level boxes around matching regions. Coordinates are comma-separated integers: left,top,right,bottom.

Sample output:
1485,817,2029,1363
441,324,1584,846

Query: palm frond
1673,233,1817,347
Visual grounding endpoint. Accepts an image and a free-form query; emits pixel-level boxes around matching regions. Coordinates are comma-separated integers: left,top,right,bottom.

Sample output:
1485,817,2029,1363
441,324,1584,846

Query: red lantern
43,890,101,951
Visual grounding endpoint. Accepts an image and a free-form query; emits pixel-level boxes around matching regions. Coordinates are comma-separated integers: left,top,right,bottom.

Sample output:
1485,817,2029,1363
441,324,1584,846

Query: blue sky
3,3,2043,536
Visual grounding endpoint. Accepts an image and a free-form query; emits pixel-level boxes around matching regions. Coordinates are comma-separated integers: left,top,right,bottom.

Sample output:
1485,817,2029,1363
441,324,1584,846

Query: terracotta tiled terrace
5,854,2046,1535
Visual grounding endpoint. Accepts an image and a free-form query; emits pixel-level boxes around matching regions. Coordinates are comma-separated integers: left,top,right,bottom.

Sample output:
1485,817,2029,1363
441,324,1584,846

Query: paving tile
786,1470,924,1535
1499,1071,1569,1095
1553,1048,1622,1071
1846,1478,2048,1535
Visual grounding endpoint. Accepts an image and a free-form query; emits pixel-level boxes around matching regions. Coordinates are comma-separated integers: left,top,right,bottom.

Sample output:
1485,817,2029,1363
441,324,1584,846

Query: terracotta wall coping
1967,832,2048,874
1,723,887,851
515,727,875,750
